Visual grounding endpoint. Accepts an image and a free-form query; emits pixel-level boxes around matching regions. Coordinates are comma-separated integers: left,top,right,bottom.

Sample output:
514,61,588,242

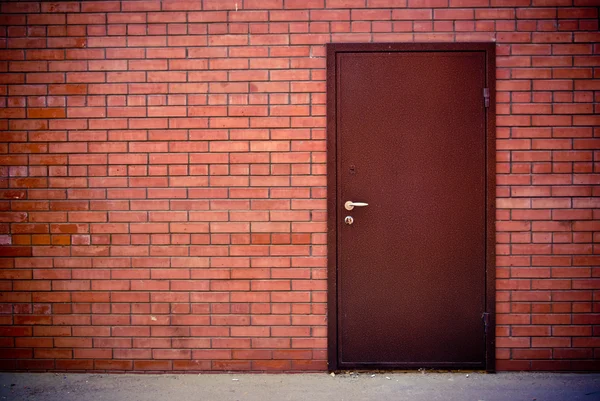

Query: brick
0,0,595,374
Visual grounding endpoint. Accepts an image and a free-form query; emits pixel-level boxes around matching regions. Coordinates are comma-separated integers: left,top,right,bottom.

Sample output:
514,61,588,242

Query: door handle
345,201,369,211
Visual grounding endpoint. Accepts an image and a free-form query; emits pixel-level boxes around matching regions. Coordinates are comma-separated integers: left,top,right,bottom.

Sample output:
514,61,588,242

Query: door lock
344,216,354,225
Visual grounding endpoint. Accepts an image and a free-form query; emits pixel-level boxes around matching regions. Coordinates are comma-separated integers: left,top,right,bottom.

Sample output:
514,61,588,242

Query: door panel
328,44,495,370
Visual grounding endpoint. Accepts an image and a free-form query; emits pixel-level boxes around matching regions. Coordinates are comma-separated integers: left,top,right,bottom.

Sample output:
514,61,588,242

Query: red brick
0,0,596,374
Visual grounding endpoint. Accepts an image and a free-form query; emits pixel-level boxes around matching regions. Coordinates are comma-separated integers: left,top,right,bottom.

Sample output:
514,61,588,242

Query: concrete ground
1,372,599,401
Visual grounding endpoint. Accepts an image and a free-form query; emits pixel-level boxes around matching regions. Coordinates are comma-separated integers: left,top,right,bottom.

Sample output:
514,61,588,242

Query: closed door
327,43,496,370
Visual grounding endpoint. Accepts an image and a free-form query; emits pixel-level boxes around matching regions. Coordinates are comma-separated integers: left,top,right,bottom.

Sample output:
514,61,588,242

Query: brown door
327,43,496,370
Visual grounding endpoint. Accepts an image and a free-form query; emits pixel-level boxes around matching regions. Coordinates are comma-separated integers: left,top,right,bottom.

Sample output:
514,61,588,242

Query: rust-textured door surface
327,43,496,371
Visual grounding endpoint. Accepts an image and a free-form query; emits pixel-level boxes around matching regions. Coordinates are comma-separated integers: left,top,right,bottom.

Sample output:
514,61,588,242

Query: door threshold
329,369,494,374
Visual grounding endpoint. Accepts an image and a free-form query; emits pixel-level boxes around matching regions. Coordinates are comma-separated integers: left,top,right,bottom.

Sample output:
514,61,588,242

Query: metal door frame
326,42,496,372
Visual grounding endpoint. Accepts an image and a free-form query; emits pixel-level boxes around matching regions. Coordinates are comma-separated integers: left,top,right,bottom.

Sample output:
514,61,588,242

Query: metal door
327,43,496,370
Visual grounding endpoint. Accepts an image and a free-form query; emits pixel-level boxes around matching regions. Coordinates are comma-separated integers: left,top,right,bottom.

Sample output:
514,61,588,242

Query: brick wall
0,0,598,372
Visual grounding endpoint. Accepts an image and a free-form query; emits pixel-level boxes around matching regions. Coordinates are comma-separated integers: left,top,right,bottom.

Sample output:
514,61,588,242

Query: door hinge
483,88,490,108
481,312,490,334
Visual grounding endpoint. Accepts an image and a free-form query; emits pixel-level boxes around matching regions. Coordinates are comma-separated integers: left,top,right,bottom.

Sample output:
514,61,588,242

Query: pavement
1,371,600,401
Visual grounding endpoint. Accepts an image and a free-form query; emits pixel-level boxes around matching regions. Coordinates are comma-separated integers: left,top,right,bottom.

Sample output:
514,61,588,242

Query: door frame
326,42,496,372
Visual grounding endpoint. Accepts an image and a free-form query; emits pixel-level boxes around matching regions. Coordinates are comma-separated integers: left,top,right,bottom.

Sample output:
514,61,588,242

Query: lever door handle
345,201,369,211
